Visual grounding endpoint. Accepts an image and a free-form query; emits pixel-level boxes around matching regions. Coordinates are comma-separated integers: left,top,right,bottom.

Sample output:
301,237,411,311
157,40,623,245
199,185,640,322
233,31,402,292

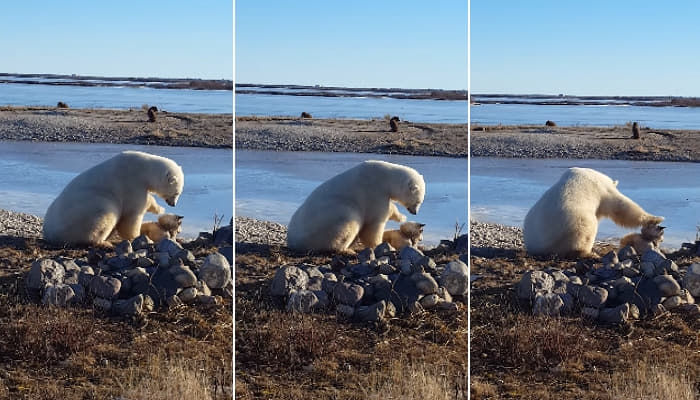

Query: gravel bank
0,106,232,148
0,209,43,238
235,216,287,246
469,220,524,251
235,117,468,157
471,125,700,162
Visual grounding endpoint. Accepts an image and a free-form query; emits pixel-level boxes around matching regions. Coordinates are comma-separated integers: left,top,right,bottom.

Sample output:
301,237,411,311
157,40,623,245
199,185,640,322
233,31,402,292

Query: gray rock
420,294,441,309
166,295,184,308
378,264,397,275
683,263,700,297
678,303,700,316
550,270,569,283
679,289,695,305
89,276,121,299
313,290,329,309
415,256,437,271
156,238,183,257
662,295,683,309
653,275,681,297
305,266,324,280
399,246,424,264
63,269,80,285
578,285,608,308
438,301,458,312
581,306,599,320
618,245,637,261
568,276,583,285
533,293,564,317
357,248,375,263
307,276,323,291
153,252,171,267
356,300,387,322
600,250,619,266
113,294,145,315
333,282,364,306
115,240,132,256
599,303,632,324
441,260,469,296
218,246,233,265
213,224,233,245
641,249,666,267
42,284,75,307
559,293,575,314
199,253,232,289
78,269,95,287
196,294,221,305
640,262,656,277
336,304,355,319
26,259,65,290
411,272,439,295
142,295,155,312
175,249,196,265
131,235,152,251
178,287,198,303
515,270,554,301
93,297,112,311
374,242,395,258
136,257,155,268
350,262,374,277
287,290,318,313
270,265,309,297
321,273,338,294
106,255,132,271
169,264,198,288
622,267,640,278
69,283,85,303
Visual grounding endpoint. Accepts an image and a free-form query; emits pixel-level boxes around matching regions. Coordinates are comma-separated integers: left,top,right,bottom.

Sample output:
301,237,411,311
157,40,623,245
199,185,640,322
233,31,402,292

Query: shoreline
471,124,700,162
0,106,232,148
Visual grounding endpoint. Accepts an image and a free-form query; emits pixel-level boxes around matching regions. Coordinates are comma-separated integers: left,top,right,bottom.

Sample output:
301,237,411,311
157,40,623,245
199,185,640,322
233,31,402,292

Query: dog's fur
140,214,183,242
382,222,425,250
620,222,665,254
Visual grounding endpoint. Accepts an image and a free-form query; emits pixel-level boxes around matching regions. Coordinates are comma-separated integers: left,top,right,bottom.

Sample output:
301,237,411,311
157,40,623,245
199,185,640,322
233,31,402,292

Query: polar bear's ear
613,180,619,187
409,183,421,193
167,171,179,185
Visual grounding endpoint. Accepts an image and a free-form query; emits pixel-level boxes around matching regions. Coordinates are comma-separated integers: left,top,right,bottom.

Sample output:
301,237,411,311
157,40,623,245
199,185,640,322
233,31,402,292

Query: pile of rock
26,235,232,316
269,243,468,322
516,245,700,324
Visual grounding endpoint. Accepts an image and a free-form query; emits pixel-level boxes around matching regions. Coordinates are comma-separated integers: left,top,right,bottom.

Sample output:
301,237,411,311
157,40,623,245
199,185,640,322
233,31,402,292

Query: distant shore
0,106,232,148
236,83,467,101
0,73,232,91
235,116,468,157
471,124,700,162
471,93,700,107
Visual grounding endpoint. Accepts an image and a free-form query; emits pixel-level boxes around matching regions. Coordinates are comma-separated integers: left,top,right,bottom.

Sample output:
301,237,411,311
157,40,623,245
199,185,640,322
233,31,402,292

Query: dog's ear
175,215,184,220
417,223,425,228
658,226,666,230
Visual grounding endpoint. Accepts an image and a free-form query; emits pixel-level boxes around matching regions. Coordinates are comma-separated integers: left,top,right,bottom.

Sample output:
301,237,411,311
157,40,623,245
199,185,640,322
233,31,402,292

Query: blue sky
0,1,232,79
472,1,700,96
236,1,468,90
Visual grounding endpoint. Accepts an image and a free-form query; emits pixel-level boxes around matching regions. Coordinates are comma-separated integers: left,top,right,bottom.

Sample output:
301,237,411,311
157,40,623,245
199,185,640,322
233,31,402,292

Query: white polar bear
523,167,663,258
287,160,425,253
43,151,184,246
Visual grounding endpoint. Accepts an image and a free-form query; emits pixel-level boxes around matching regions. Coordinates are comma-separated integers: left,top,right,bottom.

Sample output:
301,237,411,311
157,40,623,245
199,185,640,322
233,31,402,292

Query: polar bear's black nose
166,199,176,206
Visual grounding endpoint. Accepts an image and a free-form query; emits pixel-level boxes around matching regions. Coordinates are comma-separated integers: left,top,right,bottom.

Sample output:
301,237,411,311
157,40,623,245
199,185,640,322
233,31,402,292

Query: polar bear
43,151,184,246
523,167,663,258
287,160,425,253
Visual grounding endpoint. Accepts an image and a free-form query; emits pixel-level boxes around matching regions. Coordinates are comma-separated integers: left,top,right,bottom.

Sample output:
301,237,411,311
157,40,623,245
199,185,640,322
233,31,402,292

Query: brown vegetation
300,112,312,118
57,101,69,109
545,120,556,127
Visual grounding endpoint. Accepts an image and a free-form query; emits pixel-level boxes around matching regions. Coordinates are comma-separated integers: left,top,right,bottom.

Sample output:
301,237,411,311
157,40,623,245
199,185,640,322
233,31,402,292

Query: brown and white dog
620,222,665,254
382,221,425,250
140,214,184,243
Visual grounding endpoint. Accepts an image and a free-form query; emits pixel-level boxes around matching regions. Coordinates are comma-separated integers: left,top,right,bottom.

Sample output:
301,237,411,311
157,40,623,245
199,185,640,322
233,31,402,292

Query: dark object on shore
545,120,557,127
300,112,312,118
147,106,158,122
57,101,69,109
632,122,641,139
389,116,400,132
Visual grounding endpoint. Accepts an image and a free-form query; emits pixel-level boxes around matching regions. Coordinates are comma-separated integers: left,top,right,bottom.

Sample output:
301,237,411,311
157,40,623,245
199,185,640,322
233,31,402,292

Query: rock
640,262,656,277
391,275,422,311
218,246,233,265
438,301,458,312
411,272,439,294
156,239,183,257
350,262,374,277
600,250,618,266
678,303,700,317
270,265,308,297
213,224,233,245
169,264,198,288
78,268,95,287
533,293,564,317
420,294,441,309
653,275,681,297
132,235,152,251
622,267,640,278
287,290,318,313
174,249,196,266
641,249,666,267
415,256,437,272
515,270,554,301
356,301,387,322
618,245,637,261
142,295,155,312
408,301,424,314
683,263,700,297
321,273,338,294
374,242,395,258
336,304,355,319
333,282,364,306
399,246,424,264
196,294,221,305
378,264,396,275
113,294,145,315
26,259,65,290
199,253,232,289
42,284,75,307
599,303,632,324
307,276,323,291
314,290,329,309
581,306,599,320
454,234,468,253
93,297,112,311
106,255,132,271
662,296,683,309
136,257,155,268
166,295,184,308
178,287,198,303
577,285,608,308
115,240,132,256
357,248,375,263
441,260,470,296
89,276,121,299
550,270,569,283
69,284,85,303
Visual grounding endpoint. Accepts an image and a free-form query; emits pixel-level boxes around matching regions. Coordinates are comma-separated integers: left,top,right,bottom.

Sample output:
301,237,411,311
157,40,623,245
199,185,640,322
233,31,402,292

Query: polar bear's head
161,165,184,206
400,173,425,215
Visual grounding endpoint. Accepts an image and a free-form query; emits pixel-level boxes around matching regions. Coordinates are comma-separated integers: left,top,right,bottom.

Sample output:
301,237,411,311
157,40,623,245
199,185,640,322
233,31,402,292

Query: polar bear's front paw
645,215,664,226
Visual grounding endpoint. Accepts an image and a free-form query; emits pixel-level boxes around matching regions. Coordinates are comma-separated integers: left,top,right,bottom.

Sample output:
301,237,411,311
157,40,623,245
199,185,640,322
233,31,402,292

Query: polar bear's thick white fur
43,151,184,246
523,167,663,258
287,160,425,253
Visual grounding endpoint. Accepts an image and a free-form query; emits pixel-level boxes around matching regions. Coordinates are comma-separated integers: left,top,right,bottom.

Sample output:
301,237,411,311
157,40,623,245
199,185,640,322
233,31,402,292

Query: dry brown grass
608,360,697,400
119,356,215,400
